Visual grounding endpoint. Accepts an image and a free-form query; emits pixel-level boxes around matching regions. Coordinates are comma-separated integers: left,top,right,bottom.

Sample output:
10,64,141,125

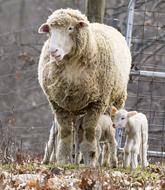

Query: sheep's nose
112,123,116,128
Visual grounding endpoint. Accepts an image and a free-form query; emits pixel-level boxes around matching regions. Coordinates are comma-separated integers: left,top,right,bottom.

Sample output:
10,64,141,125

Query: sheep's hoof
111,160,118,168
83,151,97,167
102,162,110,167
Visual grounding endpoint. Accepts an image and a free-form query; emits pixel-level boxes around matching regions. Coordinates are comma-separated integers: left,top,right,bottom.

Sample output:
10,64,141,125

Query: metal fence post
125,0,136,48
115,0,136,148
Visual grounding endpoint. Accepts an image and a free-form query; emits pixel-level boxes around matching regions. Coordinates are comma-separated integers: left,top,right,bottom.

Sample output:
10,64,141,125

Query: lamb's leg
101,143,110,167
98,143,103,166
74,117,83,164
74,132,82,164
79,106,101,167
50,147,56,163
140,141,149,168
143,142,149,168
109,140,118,168
131,139,140,170
123,137,133,168
56,110,73,164
42,121,57,164
109,130,118,168
140,129,149,168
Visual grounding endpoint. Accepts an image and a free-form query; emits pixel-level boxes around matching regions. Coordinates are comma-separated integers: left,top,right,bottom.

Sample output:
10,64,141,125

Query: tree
85,0,105,23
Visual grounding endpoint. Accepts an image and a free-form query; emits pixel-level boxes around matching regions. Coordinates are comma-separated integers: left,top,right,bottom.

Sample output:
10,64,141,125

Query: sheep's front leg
123,137,133,168
79,108,101,167
56,111,73,164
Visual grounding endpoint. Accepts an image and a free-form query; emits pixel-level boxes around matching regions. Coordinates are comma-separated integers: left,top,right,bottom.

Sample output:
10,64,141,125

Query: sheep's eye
121,117,125,120
68,26,73,31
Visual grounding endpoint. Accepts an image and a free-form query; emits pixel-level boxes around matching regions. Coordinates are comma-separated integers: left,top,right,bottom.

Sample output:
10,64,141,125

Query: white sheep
38,8,131,166
112,109,149,170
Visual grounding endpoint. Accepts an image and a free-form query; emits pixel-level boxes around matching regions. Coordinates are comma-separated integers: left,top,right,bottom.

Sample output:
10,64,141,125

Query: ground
0,161,165,190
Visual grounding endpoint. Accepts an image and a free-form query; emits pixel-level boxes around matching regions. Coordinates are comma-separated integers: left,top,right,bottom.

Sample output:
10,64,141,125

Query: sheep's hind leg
56,110,73,164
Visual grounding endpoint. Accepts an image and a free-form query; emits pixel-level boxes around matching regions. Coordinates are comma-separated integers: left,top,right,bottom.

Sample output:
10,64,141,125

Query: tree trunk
85,0,105,23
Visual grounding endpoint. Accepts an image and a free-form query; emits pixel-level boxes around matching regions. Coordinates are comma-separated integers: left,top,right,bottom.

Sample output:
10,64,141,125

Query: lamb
38,8,131,166
75,113,118,167
97,114,118,167
42,113,118,167
112,109,149,170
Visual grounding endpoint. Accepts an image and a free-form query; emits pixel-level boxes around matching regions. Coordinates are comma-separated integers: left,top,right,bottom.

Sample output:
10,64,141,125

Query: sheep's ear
111,106,118,115
38,23,50,33
127,111,138,118
76,21,89,28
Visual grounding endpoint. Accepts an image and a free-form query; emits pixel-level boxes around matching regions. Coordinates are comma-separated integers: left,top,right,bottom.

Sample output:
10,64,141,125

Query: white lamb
112,109,149,170
75,113,118,167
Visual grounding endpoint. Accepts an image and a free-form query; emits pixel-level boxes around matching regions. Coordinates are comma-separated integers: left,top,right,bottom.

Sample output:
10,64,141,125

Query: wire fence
0,0,164,162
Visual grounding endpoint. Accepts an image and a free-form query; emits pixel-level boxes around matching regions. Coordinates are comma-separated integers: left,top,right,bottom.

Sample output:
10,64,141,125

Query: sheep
38,8,131,166
112,109,149,170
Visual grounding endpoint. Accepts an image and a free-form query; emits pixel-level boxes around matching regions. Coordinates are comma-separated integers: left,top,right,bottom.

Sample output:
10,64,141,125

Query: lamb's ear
111,106,118,115
76,20,89,28
38,23,50,33
127,111,138,118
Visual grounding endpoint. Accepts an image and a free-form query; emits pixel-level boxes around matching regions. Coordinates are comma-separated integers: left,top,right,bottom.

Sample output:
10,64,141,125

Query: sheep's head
38,9,89,62
112,110,137,128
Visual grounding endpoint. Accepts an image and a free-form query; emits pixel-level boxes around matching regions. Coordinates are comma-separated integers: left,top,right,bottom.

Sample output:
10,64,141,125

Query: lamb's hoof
143,162,149,168
41,160,49,165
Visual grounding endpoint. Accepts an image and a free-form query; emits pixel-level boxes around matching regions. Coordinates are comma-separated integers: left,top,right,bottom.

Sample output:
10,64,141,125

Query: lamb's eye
121,117,125,120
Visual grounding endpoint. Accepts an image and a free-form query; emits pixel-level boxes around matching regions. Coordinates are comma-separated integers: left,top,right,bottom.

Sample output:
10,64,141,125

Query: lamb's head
112,109,138,128
38,8,89,61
